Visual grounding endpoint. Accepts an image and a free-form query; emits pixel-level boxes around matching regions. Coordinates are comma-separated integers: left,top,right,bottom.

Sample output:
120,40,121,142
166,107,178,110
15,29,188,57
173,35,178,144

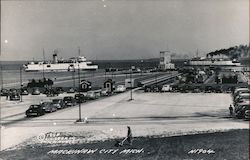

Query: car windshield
87,92,94,95
241,96,250,99
42,102,51,106
64,97,72,100
53,99,61,103
75,94,83,97
30,105,40,109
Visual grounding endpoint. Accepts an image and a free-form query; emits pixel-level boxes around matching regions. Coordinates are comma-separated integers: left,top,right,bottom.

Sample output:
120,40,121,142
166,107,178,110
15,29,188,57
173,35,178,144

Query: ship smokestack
53,54,58,63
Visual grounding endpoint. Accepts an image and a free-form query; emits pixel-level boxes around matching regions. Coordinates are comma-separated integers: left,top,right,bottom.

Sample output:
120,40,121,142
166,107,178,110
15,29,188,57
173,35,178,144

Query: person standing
229,104,233,116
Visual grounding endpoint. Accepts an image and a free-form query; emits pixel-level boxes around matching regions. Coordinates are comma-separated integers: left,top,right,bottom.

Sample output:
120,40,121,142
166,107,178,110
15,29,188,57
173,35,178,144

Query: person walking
127,126,133,145
116,126,133,147
229,104,233,116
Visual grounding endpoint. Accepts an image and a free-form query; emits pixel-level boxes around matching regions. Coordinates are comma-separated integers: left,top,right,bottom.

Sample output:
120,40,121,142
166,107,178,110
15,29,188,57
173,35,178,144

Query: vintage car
26,105,45,117
63,96,77,106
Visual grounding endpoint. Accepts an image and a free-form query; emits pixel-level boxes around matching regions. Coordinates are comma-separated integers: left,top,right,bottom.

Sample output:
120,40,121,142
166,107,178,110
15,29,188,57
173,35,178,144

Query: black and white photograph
0,0,249,159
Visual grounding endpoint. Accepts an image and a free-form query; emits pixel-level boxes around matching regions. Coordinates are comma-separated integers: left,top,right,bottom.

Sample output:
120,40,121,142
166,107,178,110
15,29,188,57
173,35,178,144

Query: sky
1,0,249,61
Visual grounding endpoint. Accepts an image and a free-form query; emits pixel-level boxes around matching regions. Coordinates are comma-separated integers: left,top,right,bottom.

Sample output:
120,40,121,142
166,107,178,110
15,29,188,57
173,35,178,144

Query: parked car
205,86,214,93
67,88,75,93
9,88,18,93
233,88,249,97
26,105,45,117
144,85,152,92
234,101,250,113
52,99,65,109
21,89,29,95
161,84,172,92
55,87,64,94
214,87,223,93
179,86,189,93
63,96,77,106
245,110,250,120
1,89,9,96
101,88,112,96
41,102,57,112
75,93,87,103
234,93,250,105
32,88,41,95
45,89,59,97
152,85,161,92
234,90,250,97
235,104,250,119
9,93,21,101
86,90,101,100
115,85,126,93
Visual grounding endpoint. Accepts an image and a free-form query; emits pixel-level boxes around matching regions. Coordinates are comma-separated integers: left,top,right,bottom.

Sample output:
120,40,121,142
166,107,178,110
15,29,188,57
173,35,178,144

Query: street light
140,60,144,75
77,63,82,122
76,47,83,122
72,68,76,90
20,66,23,102
0,66,3,90
129,65,135,101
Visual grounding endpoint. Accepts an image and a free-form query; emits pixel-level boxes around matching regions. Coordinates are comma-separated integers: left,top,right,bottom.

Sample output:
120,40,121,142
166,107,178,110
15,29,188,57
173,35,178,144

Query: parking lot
1,90,249,151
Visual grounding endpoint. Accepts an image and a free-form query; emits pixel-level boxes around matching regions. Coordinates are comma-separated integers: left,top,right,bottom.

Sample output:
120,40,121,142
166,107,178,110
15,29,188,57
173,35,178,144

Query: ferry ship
186,57,241,67
23,54,98,72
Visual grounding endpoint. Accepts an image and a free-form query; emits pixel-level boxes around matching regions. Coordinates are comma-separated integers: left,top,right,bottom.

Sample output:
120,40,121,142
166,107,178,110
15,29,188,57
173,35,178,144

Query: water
0,59,159,87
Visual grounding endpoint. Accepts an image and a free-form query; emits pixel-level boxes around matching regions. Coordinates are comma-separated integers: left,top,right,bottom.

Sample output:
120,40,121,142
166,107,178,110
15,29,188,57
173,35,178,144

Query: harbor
0,48,249,160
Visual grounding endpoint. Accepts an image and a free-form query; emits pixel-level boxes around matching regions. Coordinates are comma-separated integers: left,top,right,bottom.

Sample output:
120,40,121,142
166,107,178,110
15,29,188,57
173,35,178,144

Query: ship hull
24,62,98,72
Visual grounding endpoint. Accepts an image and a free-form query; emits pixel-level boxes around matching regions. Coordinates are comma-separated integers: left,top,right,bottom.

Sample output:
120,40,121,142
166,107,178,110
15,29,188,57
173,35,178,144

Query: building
159,51,175,70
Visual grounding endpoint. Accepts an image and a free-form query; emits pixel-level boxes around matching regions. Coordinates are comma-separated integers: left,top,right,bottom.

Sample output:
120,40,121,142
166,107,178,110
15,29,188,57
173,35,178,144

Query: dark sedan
0,89,9,96
41,102,57,113
63,96,77,107
52,99,65,109
32,88,41,95
9,93,21,101
26,105,45,117
75,94,87,103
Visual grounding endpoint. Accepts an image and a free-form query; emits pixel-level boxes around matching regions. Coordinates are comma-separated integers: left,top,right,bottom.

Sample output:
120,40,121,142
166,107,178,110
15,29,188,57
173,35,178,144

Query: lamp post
140,60,144,75
0,66,3,90
129,65,135,101
72,68,76,90
77,47,82,122
20,66,23,102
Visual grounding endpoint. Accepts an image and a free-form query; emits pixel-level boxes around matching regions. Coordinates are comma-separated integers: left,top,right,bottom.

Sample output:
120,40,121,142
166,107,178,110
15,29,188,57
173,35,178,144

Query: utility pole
0,66,3,90
20,66,23,102
129,66,134,101
72,68,76,90
77,47,82,122
140,60,143,76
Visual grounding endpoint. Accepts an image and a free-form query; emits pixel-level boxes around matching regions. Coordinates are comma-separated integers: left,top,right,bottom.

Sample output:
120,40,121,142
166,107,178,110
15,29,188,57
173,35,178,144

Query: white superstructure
187,57,241,66
23,54,98,72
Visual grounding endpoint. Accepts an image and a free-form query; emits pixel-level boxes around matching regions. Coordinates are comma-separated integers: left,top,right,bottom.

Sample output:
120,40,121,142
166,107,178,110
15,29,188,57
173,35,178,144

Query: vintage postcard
0,0,249,159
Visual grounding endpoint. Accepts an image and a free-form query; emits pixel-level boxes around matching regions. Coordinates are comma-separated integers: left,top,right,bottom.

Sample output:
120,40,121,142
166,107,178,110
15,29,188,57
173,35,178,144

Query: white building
159,51,175,70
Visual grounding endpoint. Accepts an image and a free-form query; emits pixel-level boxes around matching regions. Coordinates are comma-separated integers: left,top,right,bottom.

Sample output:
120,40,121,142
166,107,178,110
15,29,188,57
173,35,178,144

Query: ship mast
196,49,199,58
42,48,45,79
78,47,81,56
